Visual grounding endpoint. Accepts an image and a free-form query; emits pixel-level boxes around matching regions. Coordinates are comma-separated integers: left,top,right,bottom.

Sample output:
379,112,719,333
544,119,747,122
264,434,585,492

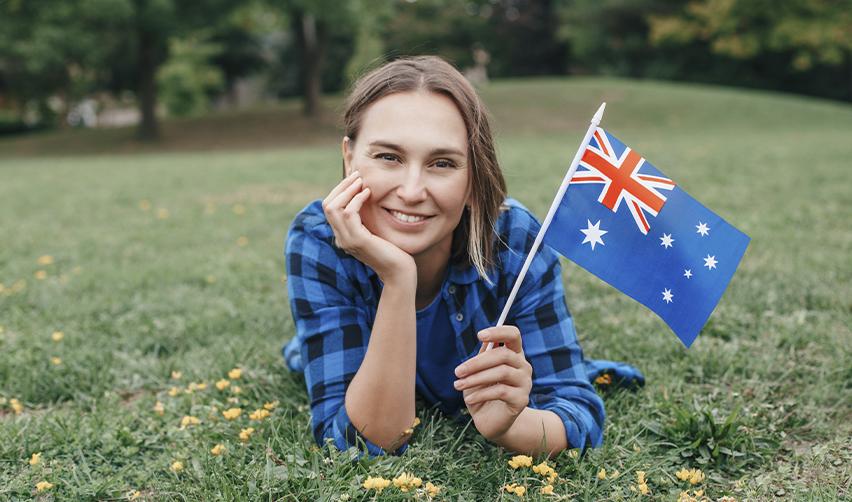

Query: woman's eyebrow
367,140,465,157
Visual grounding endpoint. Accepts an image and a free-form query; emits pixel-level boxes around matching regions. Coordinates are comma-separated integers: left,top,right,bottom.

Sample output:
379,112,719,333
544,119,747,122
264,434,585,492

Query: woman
283,55,642,458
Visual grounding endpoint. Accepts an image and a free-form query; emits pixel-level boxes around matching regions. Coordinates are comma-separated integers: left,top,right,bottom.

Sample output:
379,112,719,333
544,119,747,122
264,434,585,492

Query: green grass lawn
1,77,850,500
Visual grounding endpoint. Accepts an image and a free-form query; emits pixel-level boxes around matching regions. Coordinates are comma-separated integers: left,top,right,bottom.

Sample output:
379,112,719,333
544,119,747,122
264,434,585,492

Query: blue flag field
543,128,750,347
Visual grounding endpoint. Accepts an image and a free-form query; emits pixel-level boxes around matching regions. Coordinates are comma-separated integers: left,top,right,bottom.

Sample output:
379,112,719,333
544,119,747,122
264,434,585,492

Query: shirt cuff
325,402,409,458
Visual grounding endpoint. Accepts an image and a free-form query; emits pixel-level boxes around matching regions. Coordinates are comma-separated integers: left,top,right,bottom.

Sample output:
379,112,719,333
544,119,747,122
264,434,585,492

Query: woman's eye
376,153,399,162
435,159,456,169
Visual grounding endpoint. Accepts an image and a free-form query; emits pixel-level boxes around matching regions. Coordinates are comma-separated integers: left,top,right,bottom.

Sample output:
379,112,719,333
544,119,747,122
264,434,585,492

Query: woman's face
342,91,471,260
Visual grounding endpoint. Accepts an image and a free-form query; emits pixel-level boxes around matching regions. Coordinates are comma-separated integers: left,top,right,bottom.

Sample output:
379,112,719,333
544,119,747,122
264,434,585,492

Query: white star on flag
660,233,674,248
580,219,607,250
696,221,710,236
684,269,692,279
703,254,718,270
662,288,674,303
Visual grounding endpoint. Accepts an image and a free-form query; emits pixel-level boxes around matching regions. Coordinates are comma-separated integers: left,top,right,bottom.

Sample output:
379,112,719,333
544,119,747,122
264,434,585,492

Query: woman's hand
322,170,416,284
453,326,533,441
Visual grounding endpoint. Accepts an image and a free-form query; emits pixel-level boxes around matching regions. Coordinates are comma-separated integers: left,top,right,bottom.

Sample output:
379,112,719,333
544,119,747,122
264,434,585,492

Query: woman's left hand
453,326,533,441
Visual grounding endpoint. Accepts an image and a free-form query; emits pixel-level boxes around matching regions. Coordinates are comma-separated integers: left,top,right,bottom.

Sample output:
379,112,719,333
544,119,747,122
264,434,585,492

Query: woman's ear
341,136,354,176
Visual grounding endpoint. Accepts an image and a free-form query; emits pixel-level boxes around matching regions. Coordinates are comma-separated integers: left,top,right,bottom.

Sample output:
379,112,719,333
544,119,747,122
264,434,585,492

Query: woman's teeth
390,210,427,223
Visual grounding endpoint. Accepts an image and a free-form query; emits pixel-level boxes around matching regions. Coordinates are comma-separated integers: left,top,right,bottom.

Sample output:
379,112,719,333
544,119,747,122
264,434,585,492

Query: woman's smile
383,207,436,228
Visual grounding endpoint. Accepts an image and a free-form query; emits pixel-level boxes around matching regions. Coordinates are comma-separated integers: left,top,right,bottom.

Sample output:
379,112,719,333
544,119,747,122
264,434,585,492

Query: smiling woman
282,55,643,459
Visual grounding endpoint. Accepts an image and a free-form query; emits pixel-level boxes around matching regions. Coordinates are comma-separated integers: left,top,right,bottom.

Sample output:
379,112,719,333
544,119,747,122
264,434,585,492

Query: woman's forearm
344,276,417,451
491,407,568,457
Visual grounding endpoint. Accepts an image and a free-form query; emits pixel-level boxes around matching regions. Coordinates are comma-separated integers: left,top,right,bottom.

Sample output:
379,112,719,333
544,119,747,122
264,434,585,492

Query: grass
1,77,850,500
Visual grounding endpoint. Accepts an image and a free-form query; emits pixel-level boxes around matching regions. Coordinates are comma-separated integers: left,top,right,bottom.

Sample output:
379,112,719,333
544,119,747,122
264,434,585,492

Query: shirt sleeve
507,240,605,452
285,221,408,458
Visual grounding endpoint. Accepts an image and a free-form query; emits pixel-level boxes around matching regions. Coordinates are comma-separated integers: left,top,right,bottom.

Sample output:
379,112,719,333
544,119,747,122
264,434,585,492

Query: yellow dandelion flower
392,472,422,492
171,371,182,380
717,496,737,502
609,469,619,479
594,373,612,385
227,396,240,404
540,484,554,495
215,379,230,390
35,270,48,280
50,356,62,365
232,204,246,215
597,468,607,480
638,482,650,495
153,401,165,416
239,427,255,442
263,401,278,411
236,236,248,247
195,382,207,390
228,368,242,379
231,385,242,394
156,208,170,219
363,475,391,492
694,489,704,497
170,461,184,472
139,200,151,211
206,275,217,284
249,409,270,421
568,448,580,459
513,485,526,496
35,481,54,492
11,398,23,414
425,481,440,497
180,415,200,428
127,489,142,500
168,386,181,397
210,444,226,456
676,468,691,481
508,454,533,469
688,468,705,485
222,408,242,420
636,471,647,485
412,417,421,427
37,255,54,265
633,443,641,452
29,452,42,466
51,331,64,342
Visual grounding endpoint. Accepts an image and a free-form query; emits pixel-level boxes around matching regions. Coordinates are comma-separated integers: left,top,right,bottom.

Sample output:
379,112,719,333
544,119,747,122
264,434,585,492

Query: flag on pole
542,127,750,347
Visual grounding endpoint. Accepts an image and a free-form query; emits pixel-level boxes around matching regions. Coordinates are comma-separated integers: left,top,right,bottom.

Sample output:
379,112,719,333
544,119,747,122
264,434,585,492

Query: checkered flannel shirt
285,197,606,457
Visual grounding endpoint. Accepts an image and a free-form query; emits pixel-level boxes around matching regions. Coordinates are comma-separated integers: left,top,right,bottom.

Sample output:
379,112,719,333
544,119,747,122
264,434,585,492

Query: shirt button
448,285,456,294
455,313,464,322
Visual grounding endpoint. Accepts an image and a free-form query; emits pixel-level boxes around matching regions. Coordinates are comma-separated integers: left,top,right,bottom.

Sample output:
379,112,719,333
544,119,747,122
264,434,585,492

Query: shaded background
1,0,850,142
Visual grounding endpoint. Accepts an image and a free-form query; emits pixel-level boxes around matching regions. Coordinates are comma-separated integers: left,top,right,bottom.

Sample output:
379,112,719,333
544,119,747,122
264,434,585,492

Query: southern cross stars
703,255,718,270
581,219,607,250
660,233,674,248
662,288,674,303
696,221,710,236
684,269,692,279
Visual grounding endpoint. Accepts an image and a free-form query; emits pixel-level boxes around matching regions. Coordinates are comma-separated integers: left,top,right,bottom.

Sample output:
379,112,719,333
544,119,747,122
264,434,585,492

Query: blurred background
1,0,850,145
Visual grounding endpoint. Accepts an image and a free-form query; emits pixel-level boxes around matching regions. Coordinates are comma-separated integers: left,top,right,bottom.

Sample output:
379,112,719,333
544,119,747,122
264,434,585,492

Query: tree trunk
137,25,160,141
293,10,327,117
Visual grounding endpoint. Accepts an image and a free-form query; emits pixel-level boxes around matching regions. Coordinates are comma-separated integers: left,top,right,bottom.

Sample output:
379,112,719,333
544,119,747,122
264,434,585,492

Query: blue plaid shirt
284,197,643,457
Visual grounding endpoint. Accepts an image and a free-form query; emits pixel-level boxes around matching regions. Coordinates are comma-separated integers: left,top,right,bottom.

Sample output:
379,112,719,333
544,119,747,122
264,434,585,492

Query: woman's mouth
383,208,434,227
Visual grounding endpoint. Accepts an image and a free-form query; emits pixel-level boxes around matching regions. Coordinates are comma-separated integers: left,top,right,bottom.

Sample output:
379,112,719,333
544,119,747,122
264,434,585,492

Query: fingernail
453,380,463,389
455,366,464,377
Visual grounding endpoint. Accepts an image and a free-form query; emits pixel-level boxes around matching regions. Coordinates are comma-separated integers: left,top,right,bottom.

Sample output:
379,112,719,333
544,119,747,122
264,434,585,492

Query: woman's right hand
322,170,416,284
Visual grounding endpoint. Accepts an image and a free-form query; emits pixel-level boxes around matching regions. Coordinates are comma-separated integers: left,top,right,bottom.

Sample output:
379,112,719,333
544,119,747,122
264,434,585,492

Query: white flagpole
485,102,607,351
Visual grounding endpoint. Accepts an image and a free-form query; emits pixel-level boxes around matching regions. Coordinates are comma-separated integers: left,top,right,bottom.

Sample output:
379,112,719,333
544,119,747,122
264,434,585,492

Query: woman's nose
396,167,428,203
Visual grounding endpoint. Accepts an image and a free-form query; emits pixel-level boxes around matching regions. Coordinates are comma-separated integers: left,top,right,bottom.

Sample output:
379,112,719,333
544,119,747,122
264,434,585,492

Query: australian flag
543,128,750,347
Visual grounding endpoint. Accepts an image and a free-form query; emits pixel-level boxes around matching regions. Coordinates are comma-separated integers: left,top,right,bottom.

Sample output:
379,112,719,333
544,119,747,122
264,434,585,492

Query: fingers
322,169,360,208
454,363,528,391
454,345,531,380
462,383,529,408
478,326,523,353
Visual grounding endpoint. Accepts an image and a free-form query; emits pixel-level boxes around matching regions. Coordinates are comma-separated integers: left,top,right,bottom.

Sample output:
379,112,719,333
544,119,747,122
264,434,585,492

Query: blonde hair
340,55,507,283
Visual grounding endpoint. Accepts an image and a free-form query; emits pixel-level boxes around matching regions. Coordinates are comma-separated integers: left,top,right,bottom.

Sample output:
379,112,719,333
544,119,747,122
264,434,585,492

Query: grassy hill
0,78,850,499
